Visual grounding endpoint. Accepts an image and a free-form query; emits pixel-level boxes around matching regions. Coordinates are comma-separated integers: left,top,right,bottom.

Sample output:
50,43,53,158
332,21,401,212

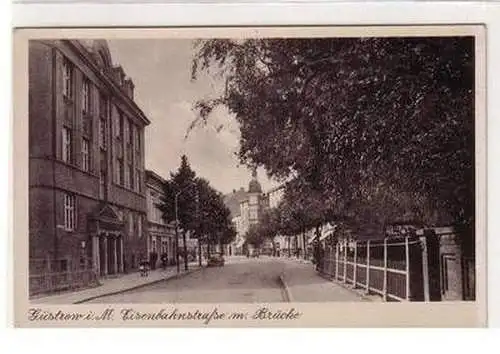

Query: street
88,257,288,303
86,256,365,303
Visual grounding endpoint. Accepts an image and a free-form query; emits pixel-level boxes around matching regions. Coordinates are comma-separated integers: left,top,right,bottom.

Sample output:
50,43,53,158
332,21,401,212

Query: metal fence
319,237,423,301
29,256,99,297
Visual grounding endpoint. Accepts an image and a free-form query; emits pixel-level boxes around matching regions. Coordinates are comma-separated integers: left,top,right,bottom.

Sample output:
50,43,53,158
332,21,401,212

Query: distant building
29,40,150,277
266,185,285,209
223,169,265,255
145,170,176,266
223,187,248,255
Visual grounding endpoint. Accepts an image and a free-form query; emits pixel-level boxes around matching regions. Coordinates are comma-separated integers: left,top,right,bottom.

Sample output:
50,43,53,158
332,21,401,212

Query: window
63,193,76,231
62,127,72,163
62,59,73,100
99,174,106,199
99,118,106,149
135,168,141,192
159,207,164,224
117,159,124,185
99,150,107,199
124,161,130,187
99,94,108,119
152,239,157,252
81,138,90,171
137,215,142,238
129,124,134,146
128,212,134,236
135,128,140,149
119,113,124,138
129,165,134,189
124,119,130,145
82,79,91,115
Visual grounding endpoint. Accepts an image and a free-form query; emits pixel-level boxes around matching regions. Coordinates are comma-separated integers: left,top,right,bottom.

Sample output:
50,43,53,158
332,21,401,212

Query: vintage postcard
12,25,486,327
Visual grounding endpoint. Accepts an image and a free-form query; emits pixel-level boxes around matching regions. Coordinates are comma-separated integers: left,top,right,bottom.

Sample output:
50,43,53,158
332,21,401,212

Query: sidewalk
30,262,201,304
279,258,374,302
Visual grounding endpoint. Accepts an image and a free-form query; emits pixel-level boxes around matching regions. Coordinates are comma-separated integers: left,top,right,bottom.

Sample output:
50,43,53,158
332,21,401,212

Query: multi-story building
266,185,285,209
239,169,263,235
145,170,176,266
224,169,266,255
261,184,286,252
223,187,247,255
29,39,150,277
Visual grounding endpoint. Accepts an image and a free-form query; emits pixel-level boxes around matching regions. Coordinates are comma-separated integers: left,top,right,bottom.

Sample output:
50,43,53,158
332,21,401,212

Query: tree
257,207,281,253
195,177,236,256
191,37,475,244
160,155,197,271
245,224,266,250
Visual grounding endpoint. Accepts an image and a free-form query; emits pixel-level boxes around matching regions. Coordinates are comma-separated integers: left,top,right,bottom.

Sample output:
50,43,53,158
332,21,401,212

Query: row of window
151,239,169,254
62,127,91,172
63,192,144,236
61,58,143,194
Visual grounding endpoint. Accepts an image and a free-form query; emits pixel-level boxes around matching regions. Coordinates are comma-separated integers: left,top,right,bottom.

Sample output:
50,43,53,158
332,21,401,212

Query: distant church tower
247,168,262,226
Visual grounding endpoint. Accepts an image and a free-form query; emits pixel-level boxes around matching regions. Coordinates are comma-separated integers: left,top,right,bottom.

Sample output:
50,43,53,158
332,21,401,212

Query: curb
278,273,294,303
73,267,203,304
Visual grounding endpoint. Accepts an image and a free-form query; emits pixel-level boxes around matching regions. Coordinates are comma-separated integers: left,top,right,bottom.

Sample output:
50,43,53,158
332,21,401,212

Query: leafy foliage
195,177,236,246
245,224,266,249
160,155,236,251
192,37,475,237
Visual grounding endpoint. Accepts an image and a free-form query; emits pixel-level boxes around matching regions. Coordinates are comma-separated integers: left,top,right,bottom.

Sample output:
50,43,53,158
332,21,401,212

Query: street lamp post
174,192,181,274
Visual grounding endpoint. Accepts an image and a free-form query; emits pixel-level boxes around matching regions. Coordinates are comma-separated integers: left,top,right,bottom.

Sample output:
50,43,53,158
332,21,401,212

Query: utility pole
196,186,202,267
175,193,180,274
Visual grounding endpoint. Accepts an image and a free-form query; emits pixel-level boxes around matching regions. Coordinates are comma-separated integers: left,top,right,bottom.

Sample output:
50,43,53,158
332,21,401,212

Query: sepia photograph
12,25,486,327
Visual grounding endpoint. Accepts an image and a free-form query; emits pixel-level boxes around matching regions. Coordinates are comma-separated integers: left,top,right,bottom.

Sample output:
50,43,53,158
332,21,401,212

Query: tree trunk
287,237,291,257
198,236,202,267
207,242,211,258
183,230,188,271
295,234,299,258
302,229,307,260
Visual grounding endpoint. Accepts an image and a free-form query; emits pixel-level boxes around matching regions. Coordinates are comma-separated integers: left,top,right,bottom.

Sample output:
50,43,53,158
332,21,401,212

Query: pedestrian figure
313,241,321,271
139,259,149,277
149,251,158,271
160,253,168,270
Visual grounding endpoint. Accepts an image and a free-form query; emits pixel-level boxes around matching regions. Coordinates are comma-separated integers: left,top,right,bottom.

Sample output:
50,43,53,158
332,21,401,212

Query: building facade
29,39,150,277
145,170,176,267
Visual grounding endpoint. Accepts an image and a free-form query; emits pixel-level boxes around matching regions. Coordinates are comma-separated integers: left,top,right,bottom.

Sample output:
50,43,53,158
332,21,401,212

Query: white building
223,169,265,255
267,185,285,209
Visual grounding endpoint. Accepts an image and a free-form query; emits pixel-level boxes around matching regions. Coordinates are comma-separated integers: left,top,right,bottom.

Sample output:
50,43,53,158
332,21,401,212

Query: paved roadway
88,257,288,303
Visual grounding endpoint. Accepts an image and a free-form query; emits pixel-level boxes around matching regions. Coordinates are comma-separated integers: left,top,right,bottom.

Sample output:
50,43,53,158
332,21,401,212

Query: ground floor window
63,193,76,231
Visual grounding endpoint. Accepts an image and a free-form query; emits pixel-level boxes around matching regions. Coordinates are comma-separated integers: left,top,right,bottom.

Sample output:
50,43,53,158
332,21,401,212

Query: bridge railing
319,237,423,301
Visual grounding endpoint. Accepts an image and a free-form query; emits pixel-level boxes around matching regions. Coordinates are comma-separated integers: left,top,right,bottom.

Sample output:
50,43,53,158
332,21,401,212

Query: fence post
383,238,388,301
366,240,370,294
353,241,358,288
405,236,410,301
343,239,347,283
335,241,339,281
421,236,430,302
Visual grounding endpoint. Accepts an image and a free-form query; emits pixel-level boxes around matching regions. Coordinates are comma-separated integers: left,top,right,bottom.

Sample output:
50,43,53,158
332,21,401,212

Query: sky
107,39,279,195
